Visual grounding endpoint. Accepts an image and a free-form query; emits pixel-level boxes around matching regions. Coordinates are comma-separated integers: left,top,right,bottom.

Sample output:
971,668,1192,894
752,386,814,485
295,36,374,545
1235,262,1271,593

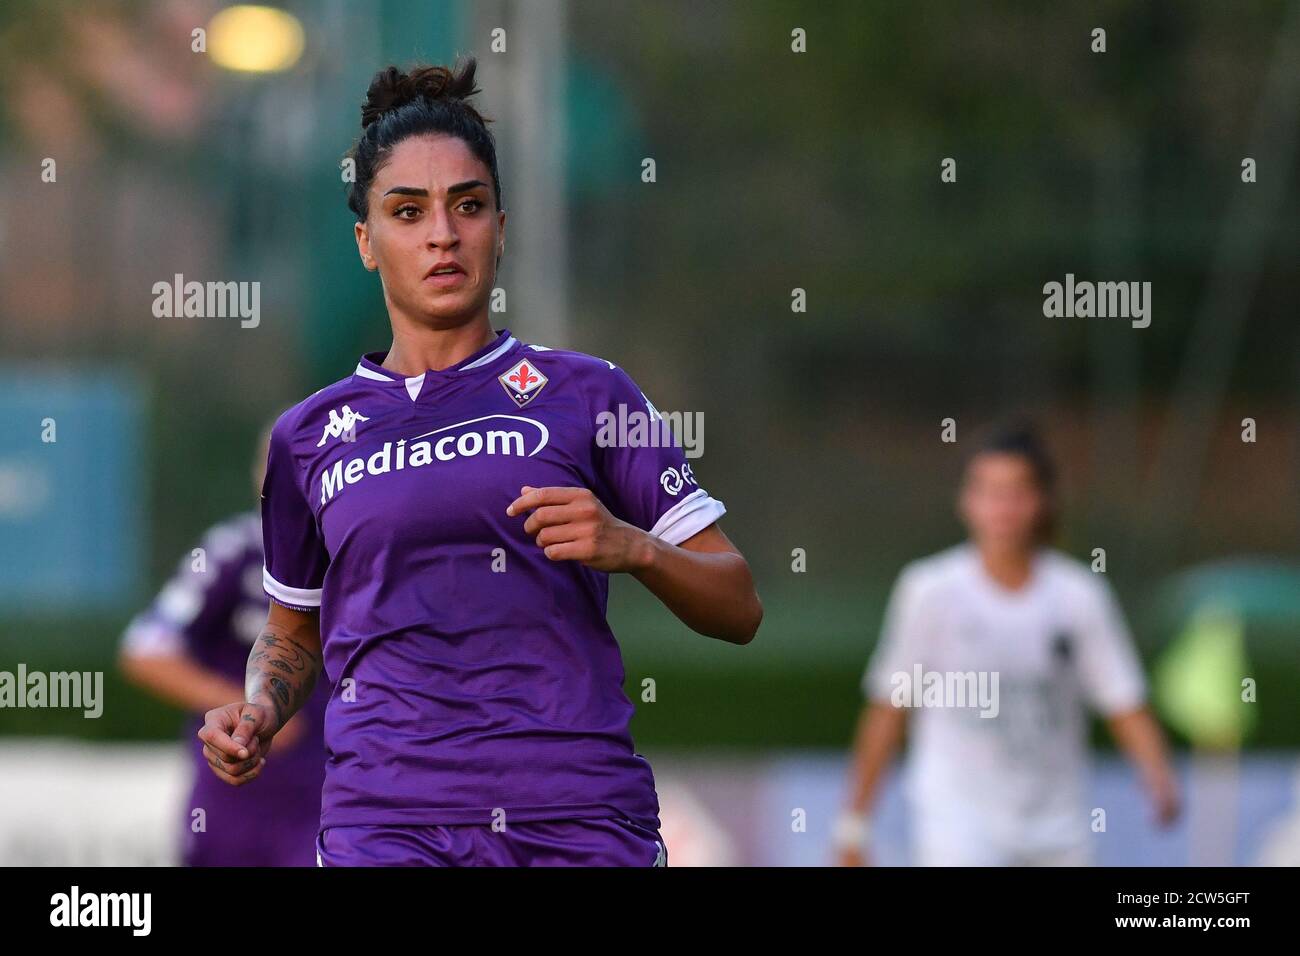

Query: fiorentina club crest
499,358,548,407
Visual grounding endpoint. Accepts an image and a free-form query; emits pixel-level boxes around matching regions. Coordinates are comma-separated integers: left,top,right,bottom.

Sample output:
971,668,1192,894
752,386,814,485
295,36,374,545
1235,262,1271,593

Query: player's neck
973,542,1036,592
383,317,497,376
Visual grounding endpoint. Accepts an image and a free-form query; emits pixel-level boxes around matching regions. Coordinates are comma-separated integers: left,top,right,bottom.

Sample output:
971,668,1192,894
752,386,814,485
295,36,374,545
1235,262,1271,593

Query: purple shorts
316,818,668,867
181,791,321,867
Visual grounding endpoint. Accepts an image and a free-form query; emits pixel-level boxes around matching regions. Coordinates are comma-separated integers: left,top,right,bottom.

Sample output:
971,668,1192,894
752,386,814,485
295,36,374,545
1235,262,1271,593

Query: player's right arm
203,410,330,784
836,563,931,866
837,701,909,867
197,602,323,787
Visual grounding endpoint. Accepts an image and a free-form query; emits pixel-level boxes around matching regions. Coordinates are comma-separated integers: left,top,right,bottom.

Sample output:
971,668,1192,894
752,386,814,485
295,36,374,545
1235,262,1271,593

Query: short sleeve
590,364,726,546
260,421,329,610
1073,576,1147,716
119,523,246,657
862,565,934,703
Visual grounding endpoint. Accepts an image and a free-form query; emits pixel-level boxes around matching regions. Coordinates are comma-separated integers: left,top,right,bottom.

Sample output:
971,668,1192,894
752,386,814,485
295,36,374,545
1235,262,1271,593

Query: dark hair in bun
345,55,501,221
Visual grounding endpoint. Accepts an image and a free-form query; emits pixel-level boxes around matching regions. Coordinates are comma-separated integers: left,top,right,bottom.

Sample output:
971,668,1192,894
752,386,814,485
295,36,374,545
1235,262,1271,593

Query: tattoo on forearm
246,630,321,728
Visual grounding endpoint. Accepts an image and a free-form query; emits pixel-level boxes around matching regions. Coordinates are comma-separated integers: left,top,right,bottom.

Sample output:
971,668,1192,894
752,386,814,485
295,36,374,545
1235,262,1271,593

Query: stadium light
208,5,305,74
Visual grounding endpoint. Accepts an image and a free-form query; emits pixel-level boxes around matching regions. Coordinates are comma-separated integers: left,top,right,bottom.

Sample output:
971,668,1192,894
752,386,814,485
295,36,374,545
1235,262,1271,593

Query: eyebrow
383,180,489,198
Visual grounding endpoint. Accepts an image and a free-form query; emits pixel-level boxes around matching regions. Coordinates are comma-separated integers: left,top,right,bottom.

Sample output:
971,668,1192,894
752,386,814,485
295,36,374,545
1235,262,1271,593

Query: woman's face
958,452,1046,553
354,133,504,328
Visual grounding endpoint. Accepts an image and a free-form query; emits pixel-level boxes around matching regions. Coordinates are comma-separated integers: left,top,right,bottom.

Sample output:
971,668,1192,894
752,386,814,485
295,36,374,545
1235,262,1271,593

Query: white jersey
863,544,1146,858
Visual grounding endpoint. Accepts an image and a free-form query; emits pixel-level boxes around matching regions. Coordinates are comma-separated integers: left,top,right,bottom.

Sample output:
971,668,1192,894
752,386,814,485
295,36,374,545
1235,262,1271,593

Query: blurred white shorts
914,824,1092,867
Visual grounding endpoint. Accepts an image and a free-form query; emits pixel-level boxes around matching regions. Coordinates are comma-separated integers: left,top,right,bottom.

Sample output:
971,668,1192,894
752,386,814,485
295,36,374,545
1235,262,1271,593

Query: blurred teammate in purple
196,57,762,867
119,427,329,866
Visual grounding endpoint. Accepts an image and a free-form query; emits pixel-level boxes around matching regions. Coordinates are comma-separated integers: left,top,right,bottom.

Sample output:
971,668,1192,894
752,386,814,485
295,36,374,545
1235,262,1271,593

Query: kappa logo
499,359,548,408
317,405,370,447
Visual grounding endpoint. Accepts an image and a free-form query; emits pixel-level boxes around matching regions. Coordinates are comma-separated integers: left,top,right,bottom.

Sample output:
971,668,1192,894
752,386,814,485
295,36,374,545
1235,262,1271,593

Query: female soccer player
835,422,1180,866
198,58,762,867
120,426,329,866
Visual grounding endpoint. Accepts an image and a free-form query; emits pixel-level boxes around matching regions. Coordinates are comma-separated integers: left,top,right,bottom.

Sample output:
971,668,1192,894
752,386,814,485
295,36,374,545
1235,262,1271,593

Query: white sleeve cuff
648,488,727,546
1093,683,1148,717
119,616,187,658
263,567,323,609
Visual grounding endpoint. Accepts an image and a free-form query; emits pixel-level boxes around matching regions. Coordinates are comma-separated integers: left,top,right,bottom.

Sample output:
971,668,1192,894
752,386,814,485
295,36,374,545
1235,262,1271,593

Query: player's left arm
631,519,761,644
1105,706,1181,827
1075,576,1181,827
508,484,762,644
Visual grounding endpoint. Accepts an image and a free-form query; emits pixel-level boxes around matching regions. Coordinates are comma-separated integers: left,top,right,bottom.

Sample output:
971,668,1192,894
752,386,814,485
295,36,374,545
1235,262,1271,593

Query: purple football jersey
260,329,726,830
120,512,329,865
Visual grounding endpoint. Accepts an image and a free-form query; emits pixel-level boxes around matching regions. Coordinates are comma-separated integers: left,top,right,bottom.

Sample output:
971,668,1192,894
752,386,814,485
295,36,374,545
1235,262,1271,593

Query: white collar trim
459,334,517,369
352,334,517,401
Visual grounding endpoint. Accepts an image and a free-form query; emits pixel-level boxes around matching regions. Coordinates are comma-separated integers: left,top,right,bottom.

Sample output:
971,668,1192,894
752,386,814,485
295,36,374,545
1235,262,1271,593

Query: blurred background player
118,423,329,866
835,421,1181,866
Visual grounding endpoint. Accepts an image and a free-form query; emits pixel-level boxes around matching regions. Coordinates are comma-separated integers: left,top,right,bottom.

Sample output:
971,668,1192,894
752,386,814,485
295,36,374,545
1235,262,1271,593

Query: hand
836,847,870,867
507,485,652,573
1149,773,1181,827
197,701,279,786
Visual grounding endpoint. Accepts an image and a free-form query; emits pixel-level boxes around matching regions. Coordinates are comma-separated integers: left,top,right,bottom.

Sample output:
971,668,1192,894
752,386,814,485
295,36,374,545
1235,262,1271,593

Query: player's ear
355,220,377,271
496,207,506,267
